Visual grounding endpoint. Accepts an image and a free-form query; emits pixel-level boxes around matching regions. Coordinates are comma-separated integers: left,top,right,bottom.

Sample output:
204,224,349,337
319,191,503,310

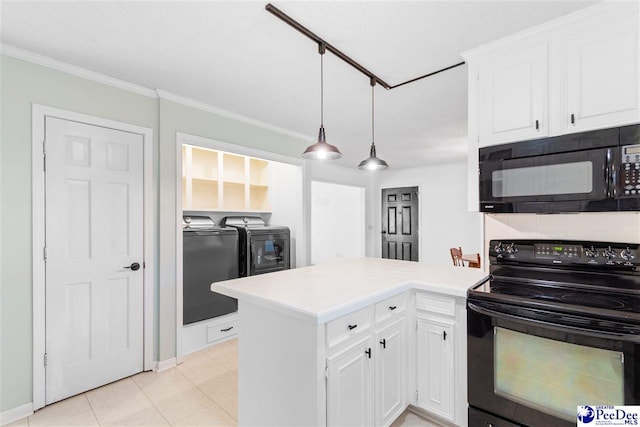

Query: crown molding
156,89,312,142
1,44,158,98
461,0,636,60
1,44,312,142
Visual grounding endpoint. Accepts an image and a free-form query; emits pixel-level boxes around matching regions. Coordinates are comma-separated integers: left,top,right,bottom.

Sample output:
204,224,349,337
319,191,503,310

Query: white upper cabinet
565,17,640,133
464,1,640,210
479,45,548,146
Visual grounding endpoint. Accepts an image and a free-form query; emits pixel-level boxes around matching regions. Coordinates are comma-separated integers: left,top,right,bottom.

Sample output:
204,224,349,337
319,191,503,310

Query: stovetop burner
469,239,640,323
478,280,638,313
559,293,628,310
486,283,546,299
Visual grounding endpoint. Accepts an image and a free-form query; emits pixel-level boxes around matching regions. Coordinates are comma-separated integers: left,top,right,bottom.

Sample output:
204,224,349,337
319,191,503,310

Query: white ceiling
1,0,599,170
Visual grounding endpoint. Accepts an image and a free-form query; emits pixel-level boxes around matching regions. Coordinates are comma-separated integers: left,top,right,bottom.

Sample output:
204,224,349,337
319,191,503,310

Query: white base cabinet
235,289,467,427
375,318,406,427
326,297,407,427
416,317,454,420
181,312,238,355
327,336,375,427
413,291,468,426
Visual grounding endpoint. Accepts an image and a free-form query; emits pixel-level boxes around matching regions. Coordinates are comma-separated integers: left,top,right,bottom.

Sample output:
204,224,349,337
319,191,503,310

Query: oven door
249,233,290,276
479,147,615,213
467,299,640,427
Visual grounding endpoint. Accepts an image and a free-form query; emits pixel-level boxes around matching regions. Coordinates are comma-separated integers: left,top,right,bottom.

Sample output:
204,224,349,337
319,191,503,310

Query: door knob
124,262,141,271
381,231,387,234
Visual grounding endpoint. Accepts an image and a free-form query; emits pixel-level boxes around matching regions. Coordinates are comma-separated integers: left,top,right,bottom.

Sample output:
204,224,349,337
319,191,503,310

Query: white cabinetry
224,260,488,427
375,318,406,426
464,2,640,210
182,144,271,211
327,335,375,427
326,295,407,427
182,312,238,354
565,17,639,132
414,292,466,426
416,317,454,419
479,45,548,146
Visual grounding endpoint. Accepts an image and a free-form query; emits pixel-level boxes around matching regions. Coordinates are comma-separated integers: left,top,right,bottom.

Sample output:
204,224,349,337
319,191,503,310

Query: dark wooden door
381,187,419,261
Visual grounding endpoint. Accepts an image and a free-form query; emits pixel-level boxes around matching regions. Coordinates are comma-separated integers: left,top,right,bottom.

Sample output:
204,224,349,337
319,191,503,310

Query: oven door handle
468,301,640,343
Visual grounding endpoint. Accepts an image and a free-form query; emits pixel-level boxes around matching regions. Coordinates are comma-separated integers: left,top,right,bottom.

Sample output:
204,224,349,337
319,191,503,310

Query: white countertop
211,257,489,324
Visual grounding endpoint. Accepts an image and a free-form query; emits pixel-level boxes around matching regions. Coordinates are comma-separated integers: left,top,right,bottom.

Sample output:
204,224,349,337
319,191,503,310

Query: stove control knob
584,246,598,258
494,243,505,253
506,243,518,254
602,246,617,260
621,247,636,261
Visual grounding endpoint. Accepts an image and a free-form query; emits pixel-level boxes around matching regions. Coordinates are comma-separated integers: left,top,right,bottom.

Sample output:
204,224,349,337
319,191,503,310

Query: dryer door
249,232,290,275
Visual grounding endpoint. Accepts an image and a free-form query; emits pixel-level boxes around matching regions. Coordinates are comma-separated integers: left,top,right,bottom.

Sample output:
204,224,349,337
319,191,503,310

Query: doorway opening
175,132,303,360
310,181,365,265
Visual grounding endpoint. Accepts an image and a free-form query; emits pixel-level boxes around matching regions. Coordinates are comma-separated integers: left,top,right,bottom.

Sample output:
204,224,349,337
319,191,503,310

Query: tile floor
7,338,440,427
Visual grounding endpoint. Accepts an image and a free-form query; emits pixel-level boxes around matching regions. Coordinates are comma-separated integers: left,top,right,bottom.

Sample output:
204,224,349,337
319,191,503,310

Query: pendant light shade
302,126,342,160
302,43,342,160
358,79,389,171
358,142,389,170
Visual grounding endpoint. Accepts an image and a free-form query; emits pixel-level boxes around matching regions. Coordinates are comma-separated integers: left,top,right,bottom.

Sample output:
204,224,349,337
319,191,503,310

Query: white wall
310,181,365,265
270,162,304,268
374,161,483,266
485,212,640,247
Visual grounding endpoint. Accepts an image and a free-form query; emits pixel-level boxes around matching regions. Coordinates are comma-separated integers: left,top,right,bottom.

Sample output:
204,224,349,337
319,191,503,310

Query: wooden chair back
450,247,464,267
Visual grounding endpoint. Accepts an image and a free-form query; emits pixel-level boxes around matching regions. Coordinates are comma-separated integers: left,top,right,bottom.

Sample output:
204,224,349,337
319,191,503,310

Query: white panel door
565,17,640,132
375,318,406,427
327,336,374,427
416,317,454,421
479,44,548,146
45,117,144,405
311,181,365,265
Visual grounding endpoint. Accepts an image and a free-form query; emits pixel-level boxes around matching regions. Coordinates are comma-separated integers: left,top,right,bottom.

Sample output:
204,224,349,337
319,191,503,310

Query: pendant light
302,43,342,160
358,78,389,171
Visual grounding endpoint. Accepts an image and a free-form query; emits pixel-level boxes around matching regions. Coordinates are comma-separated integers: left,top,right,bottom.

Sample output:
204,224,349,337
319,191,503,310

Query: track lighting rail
265,3,465,90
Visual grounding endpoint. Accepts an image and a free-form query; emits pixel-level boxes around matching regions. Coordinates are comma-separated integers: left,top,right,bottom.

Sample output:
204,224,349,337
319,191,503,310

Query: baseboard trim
0,402,33,426
155,357,177,372
406,405,453,427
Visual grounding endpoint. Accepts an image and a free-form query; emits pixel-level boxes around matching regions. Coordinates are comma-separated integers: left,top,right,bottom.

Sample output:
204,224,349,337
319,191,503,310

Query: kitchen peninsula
212,258,488,427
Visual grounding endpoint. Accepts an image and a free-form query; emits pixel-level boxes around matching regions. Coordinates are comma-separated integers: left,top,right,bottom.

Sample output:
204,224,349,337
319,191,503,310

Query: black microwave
479,124,640,213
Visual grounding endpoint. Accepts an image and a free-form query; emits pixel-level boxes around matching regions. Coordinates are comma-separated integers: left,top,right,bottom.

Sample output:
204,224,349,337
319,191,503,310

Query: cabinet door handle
348,324,358,330
571,113,575,125
388,305,397,311
380,338,386,349
365,348,371,359
220,326,234,332
443,331,447,341
535,119,539,131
